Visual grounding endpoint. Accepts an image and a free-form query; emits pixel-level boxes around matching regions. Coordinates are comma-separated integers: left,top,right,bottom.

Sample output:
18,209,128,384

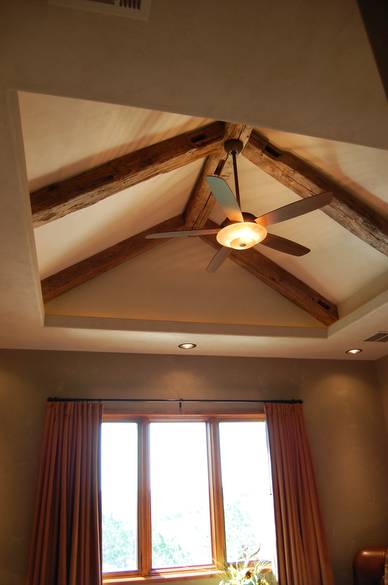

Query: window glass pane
101,422,138,573
150,422,212,568
219,421,277,565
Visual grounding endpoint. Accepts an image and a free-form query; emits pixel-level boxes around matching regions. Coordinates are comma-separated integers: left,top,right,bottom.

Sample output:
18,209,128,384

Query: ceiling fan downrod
224,139,243,208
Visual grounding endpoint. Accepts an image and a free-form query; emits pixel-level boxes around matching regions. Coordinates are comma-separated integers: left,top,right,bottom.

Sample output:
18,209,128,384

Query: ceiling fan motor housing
220,211,258,228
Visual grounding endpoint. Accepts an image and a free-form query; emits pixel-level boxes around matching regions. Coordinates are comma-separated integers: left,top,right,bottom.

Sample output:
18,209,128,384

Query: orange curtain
27,401,103,585
265,403,334,585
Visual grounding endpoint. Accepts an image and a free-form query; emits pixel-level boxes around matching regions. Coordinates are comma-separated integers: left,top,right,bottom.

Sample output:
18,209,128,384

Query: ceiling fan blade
261,233,310,256
256,191,332,227
146,228,219,239
206,247,231,273
206,176,244,223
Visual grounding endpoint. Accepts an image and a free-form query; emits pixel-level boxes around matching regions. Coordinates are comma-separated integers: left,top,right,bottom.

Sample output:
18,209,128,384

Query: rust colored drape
27,402,103,585
265,403,334,585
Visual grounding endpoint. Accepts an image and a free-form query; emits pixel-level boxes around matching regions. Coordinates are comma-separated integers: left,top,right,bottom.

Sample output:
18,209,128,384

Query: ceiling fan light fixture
216,222,267,250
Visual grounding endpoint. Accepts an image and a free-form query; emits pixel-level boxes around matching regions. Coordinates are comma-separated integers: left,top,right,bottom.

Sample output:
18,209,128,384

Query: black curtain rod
47,397,302,404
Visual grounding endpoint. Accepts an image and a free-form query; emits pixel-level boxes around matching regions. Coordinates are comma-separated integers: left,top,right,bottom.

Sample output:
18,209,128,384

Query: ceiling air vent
49,0,151,21
364,331,388,342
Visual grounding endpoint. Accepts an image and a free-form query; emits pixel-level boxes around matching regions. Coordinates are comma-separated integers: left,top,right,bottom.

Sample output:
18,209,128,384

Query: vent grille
364,331,388,342
49,0,151,20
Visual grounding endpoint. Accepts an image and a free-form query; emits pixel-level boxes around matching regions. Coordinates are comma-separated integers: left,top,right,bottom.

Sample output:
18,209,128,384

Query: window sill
103,568,221,585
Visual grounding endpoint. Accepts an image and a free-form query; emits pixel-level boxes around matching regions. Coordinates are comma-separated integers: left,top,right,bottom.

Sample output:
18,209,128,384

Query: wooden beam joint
184,124,252,229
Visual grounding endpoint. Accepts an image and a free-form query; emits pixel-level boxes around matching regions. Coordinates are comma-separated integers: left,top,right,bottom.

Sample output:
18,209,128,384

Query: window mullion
207,419,226,568
138,419,152,576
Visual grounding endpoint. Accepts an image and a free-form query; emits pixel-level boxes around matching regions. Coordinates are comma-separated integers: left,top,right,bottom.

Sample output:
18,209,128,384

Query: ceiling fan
146,139,332,272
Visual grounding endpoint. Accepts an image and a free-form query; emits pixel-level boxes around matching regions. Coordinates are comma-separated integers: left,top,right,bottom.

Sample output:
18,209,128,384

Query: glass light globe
216,222,267,250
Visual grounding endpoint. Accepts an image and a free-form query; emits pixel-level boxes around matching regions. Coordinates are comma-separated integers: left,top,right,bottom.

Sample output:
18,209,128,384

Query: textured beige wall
377,355,388,441
0,350,387,585
1,1,387,149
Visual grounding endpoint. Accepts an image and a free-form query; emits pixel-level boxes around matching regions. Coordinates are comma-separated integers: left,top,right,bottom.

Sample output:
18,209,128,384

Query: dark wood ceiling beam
184,124,252,229
31,121,227,227
243,130,388,256
201,226,338,326
41,216,184,302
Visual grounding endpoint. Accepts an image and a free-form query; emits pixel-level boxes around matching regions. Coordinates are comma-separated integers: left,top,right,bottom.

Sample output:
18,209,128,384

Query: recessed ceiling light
345,348,362,355
178,342,197,350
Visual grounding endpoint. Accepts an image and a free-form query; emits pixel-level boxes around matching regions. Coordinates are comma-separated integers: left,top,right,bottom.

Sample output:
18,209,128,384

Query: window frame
102,412,266,584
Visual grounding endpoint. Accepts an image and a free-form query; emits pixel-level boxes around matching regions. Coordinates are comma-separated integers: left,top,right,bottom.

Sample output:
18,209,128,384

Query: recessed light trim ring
178,342,197,350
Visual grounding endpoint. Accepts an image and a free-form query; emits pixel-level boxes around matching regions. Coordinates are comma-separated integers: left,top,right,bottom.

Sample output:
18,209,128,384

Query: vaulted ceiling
13,91,388,358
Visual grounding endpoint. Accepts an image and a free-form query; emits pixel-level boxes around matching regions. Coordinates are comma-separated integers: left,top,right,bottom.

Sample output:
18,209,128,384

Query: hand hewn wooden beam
41,216,184,302
243,130,388,256
31,121,227,227
201,224,338,326
184,124,252,229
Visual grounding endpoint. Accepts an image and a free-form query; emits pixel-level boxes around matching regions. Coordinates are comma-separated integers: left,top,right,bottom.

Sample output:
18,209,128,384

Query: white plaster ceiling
0,0,387,359
45,238,323,329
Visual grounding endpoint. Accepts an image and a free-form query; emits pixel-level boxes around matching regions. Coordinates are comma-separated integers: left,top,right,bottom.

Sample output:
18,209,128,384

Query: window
101,415,277,583
150,422,212,568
